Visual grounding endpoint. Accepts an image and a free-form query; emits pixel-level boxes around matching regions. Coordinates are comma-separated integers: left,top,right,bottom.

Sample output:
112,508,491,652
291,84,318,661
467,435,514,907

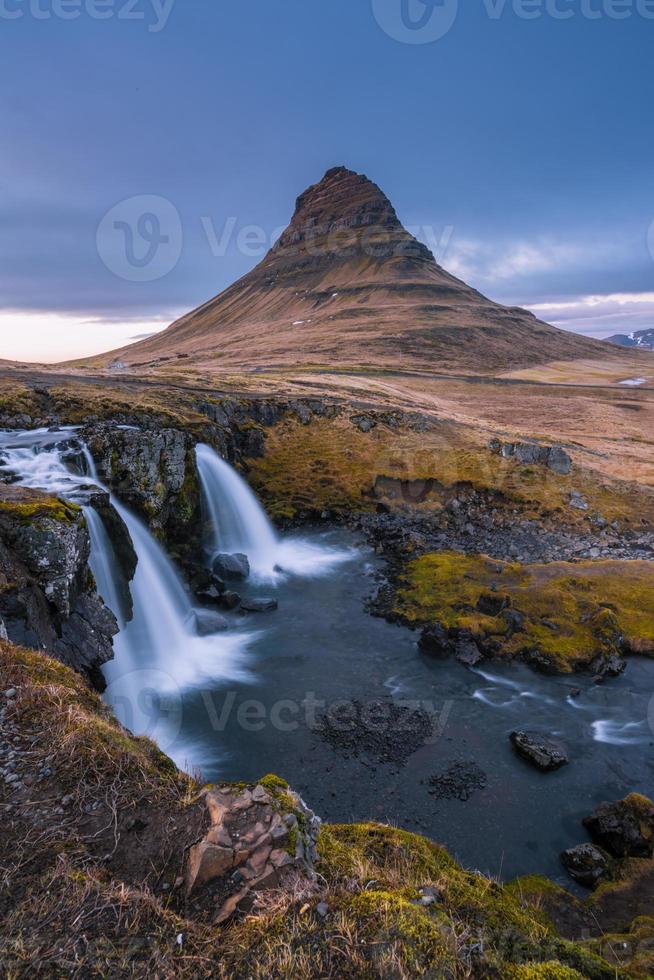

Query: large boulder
490,440,572,475
510,731,569,771
583,794,654,858
185,779,321,925
240,597,278,613
560,843,611,888
0,485,118,689
213,553,250,582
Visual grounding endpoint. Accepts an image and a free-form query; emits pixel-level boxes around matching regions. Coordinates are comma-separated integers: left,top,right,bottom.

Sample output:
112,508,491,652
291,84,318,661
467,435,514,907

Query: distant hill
91,166,615,374
606,329,654,351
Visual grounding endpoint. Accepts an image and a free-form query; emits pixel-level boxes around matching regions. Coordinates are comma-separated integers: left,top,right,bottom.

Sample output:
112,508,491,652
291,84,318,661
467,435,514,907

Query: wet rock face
185,782,321,925
0,486,118,689
510,731,569,771
82,422,200,546
583,795,654,858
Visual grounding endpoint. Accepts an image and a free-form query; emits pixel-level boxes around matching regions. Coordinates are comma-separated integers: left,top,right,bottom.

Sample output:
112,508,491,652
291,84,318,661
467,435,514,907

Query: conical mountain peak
95,166,609,373
271,165,432,264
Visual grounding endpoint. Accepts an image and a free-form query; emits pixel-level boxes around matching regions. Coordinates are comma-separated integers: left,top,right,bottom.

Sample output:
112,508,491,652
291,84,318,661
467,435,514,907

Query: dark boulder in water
510,731,569,771
220,591,242,611
583,794,654,858
213,553,250,581
240,598,278,613
560,843,611,888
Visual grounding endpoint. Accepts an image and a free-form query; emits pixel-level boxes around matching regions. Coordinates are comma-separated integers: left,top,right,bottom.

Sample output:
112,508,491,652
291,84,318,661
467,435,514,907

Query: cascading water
0,428,253,768
196,444,278,577
195,443,352,580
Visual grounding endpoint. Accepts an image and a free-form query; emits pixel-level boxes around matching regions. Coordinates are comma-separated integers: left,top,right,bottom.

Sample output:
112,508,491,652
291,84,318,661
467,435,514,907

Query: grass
395,551,654,671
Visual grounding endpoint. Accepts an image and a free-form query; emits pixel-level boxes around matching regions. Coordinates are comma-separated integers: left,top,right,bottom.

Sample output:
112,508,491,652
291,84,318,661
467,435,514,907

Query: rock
185,842,235,894
350,415,376,433
88,492,138,586
583,794,654,858
561,843,611,888
476,592,510,616
591,650,626,681
510,731,569,771
194,609,229,635
239,598,278,613
455,638,483,667
213,553,250,582
220,591,242,611
195,584,226,607
186,781,320,921
316,901,329,918
4,688,16,699
570,491,589,511
82,422,199,546
0,484,118,688
418,624,454,659
251,784,271,803
215,888,251,926
418,886,442,906
0,617,7,641
515,443,550,466
547,446,573,475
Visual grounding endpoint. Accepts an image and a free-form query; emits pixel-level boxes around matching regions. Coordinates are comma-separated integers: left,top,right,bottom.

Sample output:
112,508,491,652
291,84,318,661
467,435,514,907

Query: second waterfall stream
0,428,349,769
195,443,352,580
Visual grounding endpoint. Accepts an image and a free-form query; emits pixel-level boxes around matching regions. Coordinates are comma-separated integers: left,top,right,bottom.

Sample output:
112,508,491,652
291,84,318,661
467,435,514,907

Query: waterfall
196,443,278,577
0,428,253,765
195,443,353,580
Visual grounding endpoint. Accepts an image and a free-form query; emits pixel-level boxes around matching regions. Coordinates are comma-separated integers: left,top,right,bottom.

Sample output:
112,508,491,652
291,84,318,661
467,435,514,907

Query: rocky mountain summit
90,166,612,373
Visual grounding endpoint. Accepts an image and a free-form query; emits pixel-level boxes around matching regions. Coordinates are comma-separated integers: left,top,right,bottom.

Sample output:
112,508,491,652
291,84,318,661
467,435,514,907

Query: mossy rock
395,551,654,672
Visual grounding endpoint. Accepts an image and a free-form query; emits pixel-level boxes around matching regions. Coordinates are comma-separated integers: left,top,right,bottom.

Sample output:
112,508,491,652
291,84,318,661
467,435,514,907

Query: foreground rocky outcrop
2,641,646,978
0,485,117,688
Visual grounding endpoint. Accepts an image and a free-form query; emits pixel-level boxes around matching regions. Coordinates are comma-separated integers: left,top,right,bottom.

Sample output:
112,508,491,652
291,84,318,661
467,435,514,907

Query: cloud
526,292,654,338
0,311,169,364
445,237,588,283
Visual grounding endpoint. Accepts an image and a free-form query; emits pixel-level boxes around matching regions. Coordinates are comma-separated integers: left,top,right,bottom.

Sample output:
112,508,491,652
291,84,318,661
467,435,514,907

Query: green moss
0,496,80,524
259,773,289,791
505,964,587,979
395,551,654,672
343,889,456,973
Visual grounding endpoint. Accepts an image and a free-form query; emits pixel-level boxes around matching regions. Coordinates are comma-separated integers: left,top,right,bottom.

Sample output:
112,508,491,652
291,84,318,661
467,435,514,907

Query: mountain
95,166,613,374
606,329,654,351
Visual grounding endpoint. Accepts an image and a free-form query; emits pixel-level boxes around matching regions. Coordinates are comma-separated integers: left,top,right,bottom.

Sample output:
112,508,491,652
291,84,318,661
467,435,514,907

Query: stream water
1,426,653,887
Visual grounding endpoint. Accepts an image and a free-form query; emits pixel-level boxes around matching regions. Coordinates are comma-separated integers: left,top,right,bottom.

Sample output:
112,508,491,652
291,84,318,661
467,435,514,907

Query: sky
1,0,653,362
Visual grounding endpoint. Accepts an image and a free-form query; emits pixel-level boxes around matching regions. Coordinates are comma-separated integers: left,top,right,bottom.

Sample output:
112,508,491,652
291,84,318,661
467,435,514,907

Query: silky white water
0,429,253,766
195,443,352,580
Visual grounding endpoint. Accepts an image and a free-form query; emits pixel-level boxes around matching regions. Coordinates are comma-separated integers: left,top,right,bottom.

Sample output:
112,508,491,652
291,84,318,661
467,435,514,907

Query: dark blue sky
1,0,653,359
